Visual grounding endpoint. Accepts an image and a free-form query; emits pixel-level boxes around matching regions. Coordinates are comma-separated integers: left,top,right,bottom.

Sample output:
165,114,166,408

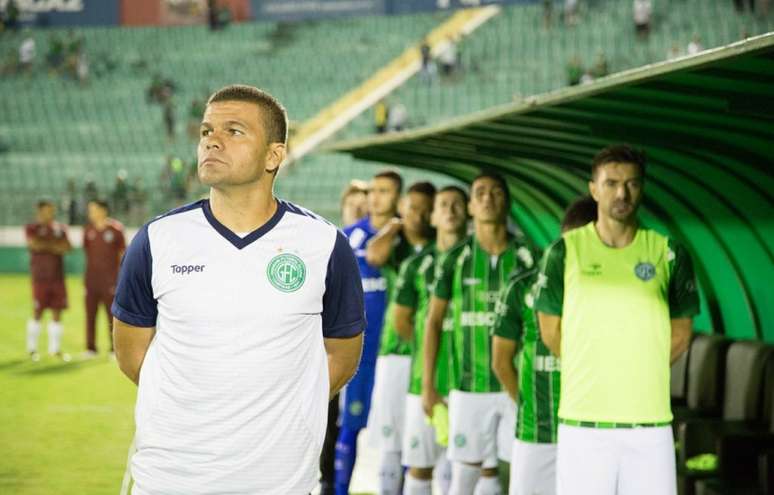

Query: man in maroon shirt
83,199,126,356
25,200,72,361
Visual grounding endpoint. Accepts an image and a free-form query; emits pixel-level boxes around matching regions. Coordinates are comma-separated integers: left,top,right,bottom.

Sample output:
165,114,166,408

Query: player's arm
322,230,367,399
670,318,692,365
492,337,519,402
394,304,415,341
537,314,561,358
324,334,364,398
668,240,700,364
114,319,155,385
365,217,402,267
51,226,73,255
492,280,521,402
534,239,565,358
422,295,449,416
393,257,419,341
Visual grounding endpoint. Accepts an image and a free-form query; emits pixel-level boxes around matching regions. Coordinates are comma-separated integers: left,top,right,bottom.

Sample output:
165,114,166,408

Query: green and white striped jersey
434,234,539,393
379,235,419,357
493,267,560,443
395,242,455,396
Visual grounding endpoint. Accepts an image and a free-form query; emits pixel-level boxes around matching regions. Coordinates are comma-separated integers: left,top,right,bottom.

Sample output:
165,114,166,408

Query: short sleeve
534,238,566,316
116,226,127,252
668,239,700,318
111,225,158,327
432,248,457,301
322,230,366,338
493,278,522,341
395,256,419,309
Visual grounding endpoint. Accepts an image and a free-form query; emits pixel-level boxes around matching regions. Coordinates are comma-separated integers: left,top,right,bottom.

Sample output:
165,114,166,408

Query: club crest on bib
634,262,656,281
267,253,306,292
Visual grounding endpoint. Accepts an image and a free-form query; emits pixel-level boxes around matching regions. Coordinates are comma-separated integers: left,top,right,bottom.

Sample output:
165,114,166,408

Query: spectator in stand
667,44,682,60
439,36,458,78
163,97,175,141
128,177,148,226
543,0,554,29
591,52,609,78
634,0,652,40
112,170,130,218
46,34,65,72
3,0,19,31
387,102,408,132
580,70,594,85
566,56,583,86
419,38,435,84
374,100,389,134
564,0,579,26
18,32,35,73
734,0,754,12
62,178,83,225
687,34,704,55
83,179,99,207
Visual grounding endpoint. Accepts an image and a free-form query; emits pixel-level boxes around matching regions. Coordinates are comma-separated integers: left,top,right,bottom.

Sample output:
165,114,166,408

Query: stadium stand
1,0,772,227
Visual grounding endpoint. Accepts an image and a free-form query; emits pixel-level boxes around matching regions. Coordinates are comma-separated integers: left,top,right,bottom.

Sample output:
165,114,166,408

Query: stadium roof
326,33,774,343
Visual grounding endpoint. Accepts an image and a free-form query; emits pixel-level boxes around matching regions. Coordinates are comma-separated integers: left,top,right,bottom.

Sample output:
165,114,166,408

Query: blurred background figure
340,179,369,226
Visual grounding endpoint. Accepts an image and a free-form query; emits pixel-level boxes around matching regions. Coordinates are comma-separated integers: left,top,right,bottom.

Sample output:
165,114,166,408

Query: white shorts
402,393,446,468
368,354,411,452
448,390,515,466
509,438,557,495
556,424,676,495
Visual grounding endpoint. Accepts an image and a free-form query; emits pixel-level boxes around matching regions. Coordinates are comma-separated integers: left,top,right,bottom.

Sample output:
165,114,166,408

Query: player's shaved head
207,85,288,145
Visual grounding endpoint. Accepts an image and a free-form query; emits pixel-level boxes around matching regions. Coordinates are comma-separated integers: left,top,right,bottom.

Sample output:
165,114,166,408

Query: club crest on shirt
267,253,306,292
103,230,114,243
634,262,656,281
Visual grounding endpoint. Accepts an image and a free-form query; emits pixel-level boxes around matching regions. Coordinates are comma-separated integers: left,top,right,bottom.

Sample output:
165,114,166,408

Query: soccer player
535,145,698,495
394,185,469,495
491,195,597,495
82,199,125,357
335,169,404,495
367,181,436,494
423,172,539,495
340,179,369,226
112,84,365,494
25,199,72,361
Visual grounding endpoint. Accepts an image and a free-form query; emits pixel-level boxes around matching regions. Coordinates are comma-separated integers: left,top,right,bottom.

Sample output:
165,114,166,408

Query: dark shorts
33,281,68,310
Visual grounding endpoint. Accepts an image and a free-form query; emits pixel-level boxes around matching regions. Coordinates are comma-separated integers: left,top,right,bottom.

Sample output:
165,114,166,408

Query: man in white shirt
113,84,365,495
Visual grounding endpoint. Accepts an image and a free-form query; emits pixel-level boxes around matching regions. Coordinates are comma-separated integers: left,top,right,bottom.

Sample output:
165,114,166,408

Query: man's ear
264,143,287,174
588,180,599,202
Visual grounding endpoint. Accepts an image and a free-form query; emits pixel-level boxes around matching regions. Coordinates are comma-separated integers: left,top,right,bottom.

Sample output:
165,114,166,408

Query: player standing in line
366,181,436,494
423,172,539,495
112,85,365,494
82,199,125,357
393,185,469,495
319,179,371,495
340,179,369,226
536,145,698,495
335,170,404,495
491,196,597,495
25,199,72,361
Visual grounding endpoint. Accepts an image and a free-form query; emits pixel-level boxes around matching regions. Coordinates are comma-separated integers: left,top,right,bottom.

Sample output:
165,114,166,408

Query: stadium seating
678,341,774,495
1,0,772,225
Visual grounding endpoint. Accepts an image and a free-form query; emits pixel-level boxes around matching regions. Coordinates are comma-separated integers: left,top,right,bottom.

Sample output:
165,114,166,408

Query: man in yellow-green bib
535,144,699,495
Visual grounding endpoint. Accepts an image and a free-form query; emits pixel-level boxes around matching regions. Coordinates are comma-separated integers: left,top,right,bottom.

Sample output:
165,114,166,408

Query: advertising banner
1,0,120,26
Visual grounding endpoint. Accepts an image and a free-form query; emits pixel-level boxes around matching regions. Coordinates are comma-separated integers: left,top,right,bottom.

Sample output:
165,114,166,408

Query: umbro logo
171,264,205,274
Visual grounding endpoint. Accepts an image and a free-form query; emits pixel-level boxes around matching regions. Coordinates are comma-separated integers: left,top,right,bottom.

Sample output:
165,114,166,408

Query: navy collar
202,199,286,250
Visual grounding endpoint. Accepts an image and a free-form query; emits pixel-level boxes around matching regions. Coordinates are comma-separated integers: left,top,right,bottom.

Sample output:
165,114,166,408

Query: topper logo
171,264,205,275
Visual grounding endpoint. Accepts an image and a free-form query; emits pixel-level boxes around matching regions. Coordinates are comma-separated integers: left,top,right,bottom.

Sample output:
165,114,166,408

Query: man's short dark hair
37,199,54,209
561,195,597,233
407,181,436,199
207,84,288,145
90,199,110,214
374,169,403,193
471,170,510,204
591,144,646,179
438,185,468,204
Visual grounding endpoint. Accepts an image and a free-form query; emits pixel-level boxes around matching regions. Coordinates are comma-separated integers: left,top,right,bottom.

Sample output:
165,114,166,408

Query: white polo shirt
112,199,365,494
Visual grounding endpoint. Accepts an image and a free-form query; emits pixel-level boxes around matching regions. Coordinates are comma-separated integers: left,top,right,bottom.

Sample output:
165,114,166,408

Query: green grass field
0,274,136,494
